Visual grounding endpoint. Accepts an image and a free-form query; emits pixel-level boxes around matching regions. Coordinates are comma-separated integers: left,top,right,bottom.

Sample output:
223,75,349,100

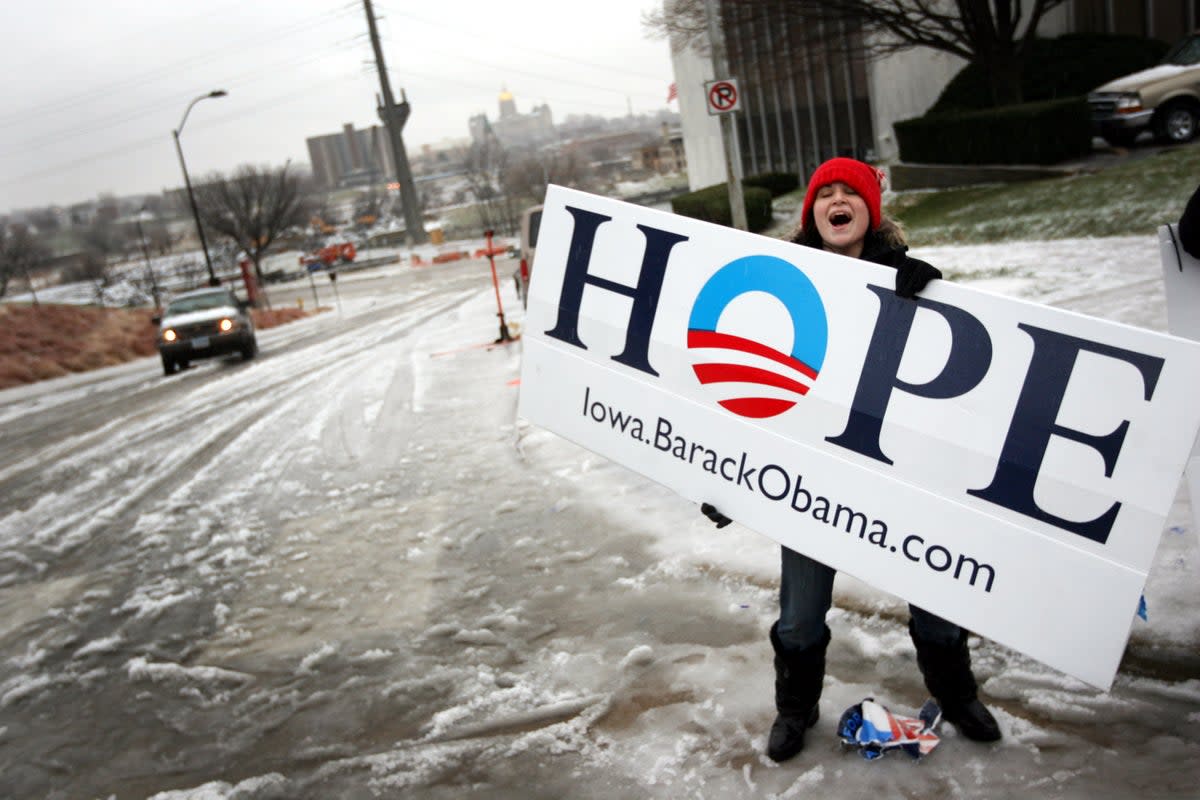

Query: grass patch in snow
761,142,1198,244
889,143,1200,244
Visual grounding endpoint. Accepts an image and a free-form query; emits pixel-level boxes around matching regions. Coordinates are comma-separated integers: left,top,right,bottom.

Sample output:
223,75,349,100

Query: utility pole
173,90,227,284
362,0,427,245
704,0,747,231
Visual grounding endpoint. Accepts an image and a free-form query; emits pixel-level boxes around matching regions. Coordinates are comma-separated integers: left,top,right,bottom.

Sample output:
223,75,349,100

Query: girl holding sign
703,157,1002,763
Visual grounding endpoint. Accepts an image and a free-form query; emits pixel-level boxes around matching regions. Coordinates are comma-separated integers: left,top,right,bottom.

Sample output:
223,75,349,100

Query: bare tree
138,217,175,256
76,219,128,306
504,149,593,205
0,224,50,303
354,186,385,227
351,187,386,255
464,135,518,235
418,184,444,213
123,214,167,308
645,0,1067,107
194,163,313,288
174,255,209,291
25,207,62,237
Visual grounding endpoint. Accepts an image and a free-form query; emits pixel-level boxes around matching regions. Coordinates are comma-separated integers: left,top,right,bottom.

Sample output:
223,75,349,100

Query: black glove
894,259,942,299
1180,182,1200,259
700,502,732,529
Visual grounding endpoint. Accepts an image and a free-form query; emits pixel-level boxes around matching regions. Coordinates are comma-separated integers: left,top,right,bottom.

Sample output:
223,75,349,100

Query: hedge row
744,172,800,197
895,97,1092,165
930,33,1169,113
671,183,774,231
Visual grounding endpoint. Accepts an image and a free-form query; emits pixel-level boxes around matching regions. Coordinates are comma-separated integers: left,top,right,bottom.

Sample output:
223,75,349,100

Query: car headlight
1114,93,1143,113
219,318,235,332
162,328,177,343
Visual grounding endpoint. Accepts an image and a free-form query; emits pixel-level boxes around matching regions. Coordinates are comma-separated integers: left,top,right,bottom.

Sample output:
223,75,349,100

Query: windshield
166,292,236,315
528,210,542,248
1162,34,1200,66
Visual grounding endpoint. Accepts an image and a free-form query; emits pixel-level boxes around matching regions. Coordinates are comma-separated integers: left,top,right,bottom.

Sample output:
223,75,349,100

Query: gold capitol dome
498,86,518,117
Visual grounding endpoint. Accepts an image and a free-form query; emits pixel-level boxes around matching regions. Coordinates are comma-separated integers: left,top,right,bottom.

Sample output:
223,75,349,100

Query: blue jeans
776,546,963,652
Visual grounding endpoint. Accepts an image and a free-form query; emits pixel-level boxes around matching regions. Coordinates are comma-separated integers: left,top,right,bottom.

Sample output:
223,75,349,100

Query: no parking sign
705,78,741,115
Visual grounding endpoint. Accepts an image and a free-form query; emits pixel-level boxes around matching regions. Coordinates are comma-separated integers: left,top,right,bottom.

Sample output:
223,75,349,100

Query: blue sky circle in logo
687,255,828,418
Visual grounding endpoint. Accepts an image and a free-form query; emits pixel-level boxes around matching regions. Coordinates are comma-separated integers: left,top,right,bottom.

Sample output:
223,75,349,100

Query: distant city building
631,123,687,176
411,139,472,175
66,201,100,227
306,123,396,190
469,88,556,150
409,139,472,212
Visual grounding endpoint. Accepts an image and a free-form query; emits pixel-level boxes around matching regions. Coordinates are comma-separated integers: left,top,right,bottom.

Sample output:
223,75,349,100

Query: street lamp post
173,90,227,286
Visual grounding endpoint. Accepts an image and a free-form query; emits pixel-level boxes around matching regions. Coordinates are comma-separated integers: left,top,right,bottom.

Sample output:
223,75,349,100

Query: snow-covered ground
0,233,1196,799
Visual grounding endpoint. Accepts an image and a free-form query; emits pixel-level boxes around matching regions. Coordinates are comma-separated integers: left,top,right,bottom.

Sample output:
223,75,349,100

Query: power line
0,35,364,160
396,63,666,112
0,56,664,197
382,35,664,101
1,2,674,202
375,3,665,82
0,69,366,191
0,3,360,130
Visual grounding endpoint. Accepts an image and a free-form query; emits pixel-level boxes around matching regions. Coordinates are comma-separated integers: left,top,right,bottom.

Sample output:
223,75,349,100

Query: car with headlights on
153,287,257,376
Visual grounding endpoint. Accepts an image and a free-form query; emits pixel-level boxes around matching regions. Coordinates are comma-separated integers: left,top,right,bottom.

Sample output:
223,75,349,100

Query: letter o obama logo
687,255,828,419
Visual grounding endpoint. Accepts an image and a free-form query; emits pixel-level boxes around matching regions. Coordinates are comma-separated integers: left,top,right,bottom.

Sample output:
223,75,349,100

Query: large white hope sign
519,186,1200,689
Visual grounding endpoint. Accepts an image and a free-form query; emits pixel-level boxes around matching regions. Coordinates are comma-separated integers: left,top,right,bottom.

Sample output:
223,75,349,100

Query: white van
514,204,542,307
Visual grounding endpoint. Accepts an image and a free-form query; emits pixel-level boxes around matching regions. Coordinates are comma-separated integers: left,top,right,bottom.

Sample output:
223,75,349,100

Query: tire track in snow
0,288,482,583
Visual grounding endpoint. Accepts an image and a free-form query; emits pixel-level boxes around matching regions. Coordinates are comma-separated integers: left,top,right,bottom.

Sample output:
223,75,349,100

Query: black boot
766,623,829,762
910,621,1001,742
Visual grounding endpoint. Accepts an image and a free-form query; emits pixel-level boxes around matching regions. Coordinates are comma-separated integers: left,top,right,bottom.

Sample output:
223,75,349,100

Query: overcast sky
0,0,675,214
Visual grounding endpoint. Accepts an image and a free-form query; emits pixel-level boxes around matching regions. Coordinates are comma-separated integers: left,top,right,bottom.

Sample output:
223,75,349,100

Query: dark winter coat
857,229,942,299
787,220,942,299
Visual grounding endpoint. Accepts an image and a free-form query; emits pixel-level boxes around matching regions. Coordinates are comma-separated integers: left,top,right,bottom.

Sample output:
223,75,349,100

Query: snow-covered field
0,233,1196,799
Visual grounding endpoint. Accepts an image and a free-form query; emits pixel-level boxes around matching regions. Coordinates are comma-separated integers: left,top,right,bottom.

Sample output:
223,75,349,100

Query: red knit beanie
801,157,884,232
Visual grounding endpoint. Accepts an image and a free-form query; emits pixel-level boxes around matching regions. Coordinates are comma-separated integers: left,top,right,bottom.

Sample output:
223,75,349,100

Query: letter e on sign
705,79,741,115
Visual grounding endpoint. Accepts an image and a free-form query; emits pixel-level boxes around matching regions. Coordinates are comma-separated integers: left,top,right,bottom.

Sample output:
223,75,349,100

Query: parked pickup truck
1088,32,1200,147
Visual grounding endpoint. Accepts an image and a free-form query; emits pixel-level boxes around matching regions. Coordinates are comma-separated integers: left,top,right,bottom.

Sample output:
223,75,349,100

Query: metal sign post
484,230,513,343
328,271,342,313
703,0,748,231
307,268,321,310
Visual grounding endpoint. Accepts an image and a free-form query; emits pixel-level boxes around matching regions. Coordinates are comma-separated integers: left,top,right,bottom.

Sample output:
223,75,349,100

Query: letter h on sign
544,206,689,377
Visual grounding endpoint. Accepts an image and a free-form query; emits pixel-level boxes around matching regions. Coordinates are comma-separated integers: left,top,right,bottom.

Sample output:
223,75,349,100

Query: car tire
1155,101,1199,144
161,354,176,376
179,359,190,371
241,337,258,361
